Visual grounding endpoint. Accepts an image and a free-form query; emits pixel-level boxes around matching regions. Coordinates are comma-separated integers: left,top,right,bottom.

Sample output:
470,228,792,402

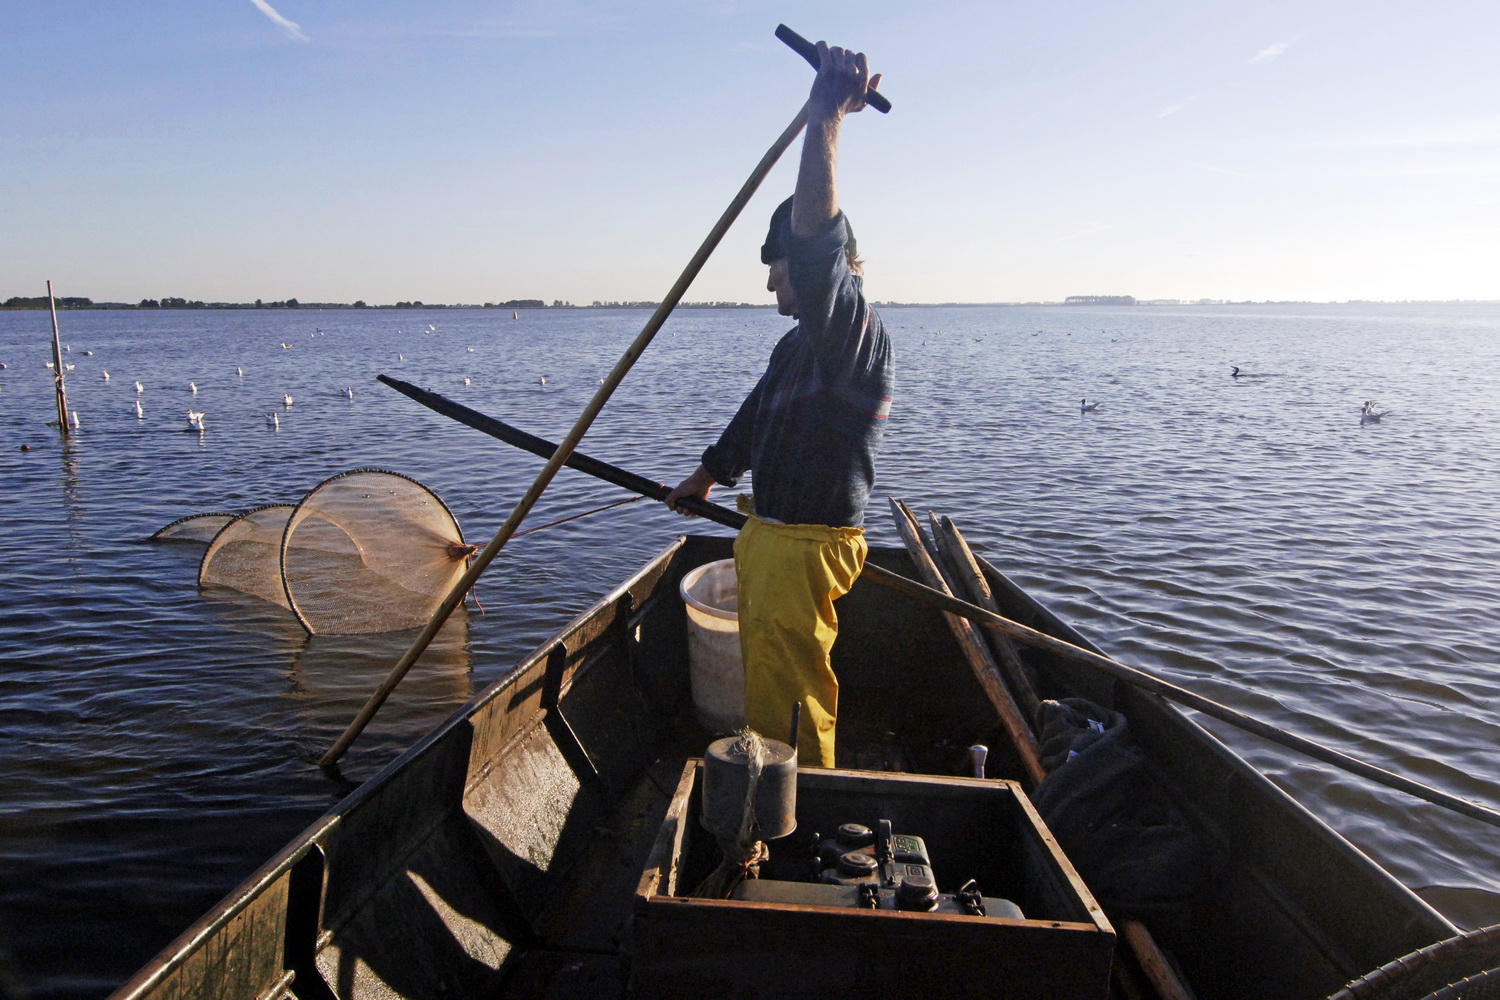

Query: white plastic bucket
679,558,745,732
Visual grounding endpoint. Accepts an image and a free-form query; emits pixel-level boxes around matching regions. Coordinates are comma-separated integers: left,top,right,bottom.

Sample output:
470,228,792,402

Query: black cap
761,196,856,264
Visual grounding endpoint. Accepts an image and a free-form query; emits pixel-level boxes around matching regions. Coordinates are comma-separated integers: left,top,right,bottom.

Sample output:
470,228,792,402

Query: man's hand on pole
808,42,881,120
665,464,717,515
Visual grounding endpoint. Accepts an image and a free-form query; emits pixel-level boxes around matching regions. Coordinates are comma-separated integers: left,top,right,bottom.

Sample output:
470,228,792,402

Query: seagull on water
189,381,198,395
266,412,279,428
186,410,205,431
536,375,547,386
133,400,143,419
68,411,80,429
236,367,243,377
135,381,145,394
462,376,472,386
283,394,294,407
1360,401,1390,423
343,386,354,398
102,370,110,381
1080,398,1101,413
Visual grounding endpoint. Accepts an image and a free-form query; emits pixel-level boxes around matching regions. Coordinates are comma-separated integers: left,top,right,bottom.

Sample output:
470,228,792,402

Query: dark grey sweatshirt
701,212,893,528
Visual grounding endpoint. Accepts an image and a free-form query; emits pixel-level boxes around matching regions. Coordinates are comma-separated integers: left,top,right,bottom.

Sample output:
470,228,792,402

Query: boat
108,531,1462,1000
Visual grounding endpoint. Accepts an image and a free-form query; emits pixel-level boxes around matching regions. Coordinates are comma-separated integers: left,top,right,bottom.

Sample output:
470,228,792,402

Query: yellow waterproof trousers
733,495,867,768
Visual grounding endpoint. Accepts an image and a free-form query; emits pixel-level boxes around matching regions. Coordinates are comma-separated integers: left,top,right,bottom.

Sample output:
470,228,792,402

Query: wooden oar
319,105,812,767
373,379,1500,831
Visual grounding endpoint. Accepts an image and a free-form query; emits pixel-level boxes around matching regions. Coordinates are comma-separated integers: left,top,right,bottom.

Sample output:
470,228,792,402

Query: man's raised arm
790,42,881,239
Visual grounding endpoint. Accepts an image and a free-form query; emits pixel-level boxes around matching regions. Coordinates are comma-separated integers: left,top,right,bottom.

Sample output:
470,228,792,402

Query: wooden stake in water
320,105,813,767
47,281,71,434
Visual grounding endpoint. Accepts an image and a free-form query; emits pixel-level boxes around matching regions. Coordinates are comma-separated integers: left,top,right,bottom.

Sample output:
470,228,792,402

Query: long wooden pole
370,380,1500,830
47,281,71,433
320,106,811,767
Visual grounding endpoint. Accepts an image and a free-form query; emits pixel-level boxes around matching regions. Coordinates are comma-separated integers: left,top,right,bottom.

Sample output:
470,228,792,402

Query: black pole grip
776,24,891,114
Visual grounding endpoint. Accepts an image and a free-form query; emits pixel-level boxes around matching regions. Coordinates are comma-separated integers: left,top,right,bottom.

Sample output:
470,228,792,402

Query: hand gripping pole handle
776,24,892,114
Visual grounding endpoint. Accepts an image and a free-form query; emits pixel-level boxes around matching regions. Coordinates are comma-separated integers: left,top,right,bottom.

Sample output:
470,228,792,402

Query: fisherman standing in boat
666,42,892,768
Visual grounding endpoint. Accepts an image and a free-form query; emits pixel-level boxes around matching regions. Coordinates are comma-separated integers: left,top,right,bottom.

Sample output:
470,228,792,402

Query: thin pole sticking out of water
47,281,71,434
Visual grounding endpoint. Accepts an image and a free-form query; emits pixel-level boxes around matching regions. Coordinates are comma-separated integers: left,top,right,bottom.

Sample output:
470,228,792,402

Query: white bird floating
1080,398,1101,413
189,381,198,395
236,367,243,377
186,410,205,431
266,412,280,428
64,363,76,372
466,346,475,353
82,350,93,356
343,387,354,398
68,411,80,429
537,376,547,386
134,400,143,419
283,394,294,407
1360,401,1390,423
102,370,110,381
462,377,472,386
135,381,145,394
281,343,292,349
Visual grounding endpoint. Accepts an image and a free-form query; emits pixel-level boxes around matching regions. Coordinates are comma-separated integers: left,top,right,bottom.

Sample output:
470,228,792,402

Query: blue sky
3,1,1496,304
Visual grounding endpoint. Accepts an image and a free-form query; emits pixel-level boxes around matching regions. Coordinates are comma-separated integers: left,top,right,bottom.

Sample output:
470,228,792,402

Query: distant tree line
3,295,94,309
140,297,208,308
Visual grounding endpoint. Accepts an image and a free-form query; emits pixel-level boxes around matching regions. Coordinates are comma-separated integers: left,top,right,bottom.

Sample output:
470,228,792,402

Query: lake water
3,303,1498,998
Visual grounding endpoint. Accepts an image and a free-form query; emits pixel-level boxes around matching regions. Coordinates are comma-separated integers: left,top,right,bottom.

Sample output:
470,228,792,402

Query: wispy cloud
1248,39,1293,64
249,0,309,42
1158,98,1194,119
1054,223,1114,244
1191,162,1255,179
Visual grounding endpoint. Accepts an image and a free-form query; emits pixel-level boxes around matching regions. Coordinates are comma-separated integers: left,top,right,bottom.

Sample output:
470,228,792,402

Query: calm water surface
2,304,1498,997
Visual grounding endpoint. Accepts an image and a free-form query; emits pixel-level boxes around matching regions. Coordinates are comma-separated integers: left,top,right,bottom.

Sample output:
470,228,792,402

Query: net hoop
150,512,241,543
278,468,468,636
198,504,299,607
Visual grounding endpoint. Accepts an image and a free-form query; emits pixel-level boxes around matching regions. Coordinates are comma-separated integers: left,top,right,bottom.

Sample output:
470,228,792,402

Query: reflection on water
2,304,1499,996
287,616,474,734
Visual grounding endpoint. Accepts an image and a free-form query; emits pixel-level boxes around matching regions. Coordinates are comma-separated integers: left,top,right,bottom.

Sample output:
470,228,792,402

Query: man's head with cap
761,196,860,317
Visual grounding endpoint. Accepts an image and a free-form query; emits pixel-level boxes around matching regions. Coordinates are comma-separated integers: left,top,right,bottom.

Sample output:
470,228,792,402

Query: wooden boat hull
109,536,1457,1000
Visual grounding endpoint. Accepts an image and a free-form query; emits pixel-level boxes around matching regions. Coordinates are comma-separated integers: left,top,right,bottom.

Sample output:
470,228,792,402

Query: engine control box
630,765,1115,1000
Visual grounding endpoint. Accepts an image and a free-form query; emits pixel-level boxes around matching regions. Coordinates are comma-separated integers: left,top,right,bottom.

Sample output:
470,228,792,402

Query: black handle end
775,24,891,114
